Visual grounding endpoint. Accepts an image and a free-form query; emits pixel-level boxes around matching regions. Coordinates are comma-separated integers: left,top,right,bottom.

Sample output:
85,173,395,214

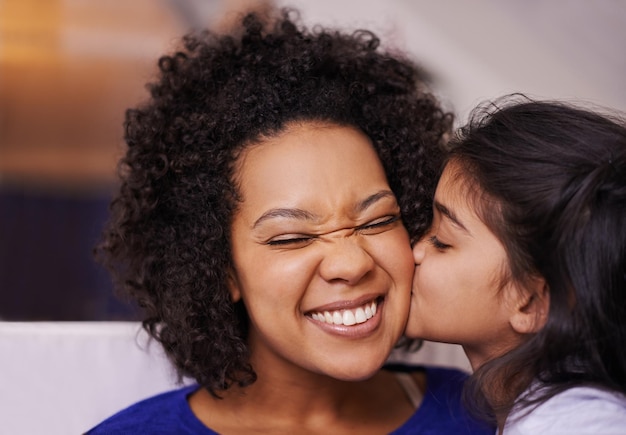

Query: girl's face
229,122,414,381
406,161,523,368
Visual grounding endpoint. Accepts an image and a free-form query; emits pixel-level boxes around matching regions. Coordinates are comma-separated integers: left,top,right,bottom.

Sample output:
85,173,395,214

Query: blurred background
1,0,625,320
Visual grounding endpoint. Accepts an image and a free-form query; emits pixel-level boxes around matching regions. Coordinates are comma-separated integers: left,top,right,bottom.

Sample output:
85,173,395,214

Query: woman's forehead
232,122,392,219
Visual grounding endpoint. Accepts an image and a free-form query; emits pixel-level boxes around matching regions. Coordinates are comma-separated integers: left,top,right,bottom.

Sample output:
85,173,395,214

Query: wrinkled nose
318,237,375,285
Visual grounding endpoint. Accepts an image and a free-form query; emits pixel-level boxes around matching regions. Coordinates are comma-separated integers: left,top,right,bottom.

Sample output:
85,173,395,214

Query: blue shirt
87,365,493,434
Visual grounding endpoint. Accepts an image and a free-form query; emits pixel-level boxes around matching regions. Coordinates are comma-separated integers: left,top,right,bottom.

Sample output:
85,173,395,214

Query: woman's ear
227,270,242,303
509,277,549,335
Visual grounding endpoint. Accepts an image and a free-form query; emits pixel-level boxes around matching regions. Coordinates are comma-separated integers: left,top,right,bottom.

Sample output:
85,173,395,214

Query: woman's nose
318,237,375,285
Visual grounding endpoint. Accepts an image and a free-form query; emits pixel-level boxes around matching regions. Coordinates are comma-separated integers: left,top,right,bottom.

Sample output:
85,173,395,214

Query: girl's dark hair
448,94,626,423
96,9,451,396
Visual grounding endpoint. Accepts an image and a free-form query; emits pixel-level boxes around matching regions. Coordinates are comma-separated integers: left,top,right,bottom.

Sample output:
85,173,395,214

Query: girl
408,96,626,434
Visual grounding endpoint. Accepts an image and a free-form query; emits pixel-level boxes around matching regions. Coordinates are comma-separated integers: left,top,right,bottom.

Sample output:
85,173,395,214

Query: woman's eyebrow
434,200,468,232
354,190,396,213
253,190,396,229
253,208,317,228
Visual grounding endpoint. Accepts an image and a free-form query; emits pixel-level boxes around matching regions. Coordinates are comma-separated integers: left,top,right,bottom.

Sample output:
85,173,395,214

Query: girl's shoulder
505,386,626,435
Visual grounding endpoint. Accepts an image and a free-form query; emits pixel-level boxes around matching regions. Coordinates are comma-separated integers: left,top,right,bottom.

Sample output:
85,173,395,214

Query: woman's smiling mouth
309,299,378,326
306,296,382,328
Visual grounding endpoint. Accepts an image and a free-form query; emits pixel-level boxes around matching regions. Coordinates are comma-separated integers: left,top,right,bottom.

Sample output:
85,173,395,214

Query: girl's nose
412,236,427,266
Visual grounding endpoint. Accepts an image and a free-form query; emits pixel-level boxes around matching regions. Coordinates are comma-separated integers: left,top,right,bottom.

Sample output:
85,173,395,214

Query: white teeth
355,307,366,324
364,305,372,319
324,311,333,323
310,300,378,326
343,310,356,326
332,311,343,325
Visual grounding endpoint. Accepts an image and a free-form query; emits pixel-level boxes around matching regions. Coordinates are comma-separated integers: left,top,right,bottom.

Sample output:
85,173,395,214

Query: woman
89,9,490,434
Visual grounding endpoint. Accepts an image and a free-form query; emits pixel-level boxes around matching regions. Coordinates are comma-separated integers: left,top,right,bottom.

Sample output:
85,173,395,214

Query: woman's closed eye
357,215,401,235
267,235,315,247
429,235,451,251
266,215,401,247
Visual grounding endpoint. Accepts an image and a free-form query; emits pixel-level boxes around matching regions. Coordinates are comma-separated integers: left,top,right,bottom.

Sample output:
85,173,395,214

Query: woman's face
406,161,522,368
229,122,413,381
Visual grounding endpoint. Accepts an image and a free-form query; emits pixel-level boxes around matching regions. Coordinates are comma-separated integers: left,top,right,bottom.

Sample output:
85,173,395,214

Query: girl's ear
509,277,549,335
227,270,242,303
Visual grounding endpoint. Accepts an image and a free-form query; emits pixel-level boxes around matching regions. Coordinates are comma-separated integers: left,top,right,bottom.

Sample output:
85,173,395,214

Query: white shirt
504,386,626,434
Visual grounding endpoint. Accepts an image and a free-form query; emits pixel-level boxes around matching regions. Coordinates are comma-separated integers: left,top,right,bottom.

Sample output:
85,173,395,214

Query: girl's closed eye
429,235,451,251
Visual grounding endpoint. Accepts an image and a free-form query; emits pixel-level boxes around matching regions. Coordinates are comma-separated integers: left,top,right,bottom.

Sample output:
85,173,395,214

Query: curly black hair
97,8,452,396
